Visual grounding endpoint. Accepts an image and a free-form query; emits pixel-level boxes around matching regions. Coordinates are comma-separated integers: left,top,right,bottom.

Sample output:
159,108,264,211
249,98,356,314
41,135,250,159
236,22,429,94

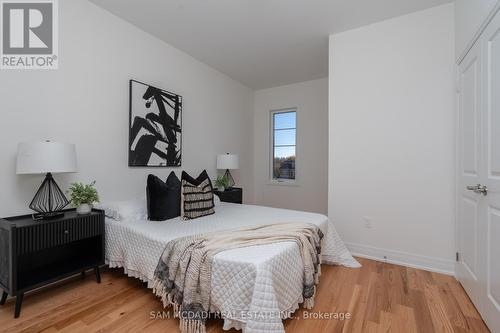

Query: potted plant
67,181,100,215
214,175,229,191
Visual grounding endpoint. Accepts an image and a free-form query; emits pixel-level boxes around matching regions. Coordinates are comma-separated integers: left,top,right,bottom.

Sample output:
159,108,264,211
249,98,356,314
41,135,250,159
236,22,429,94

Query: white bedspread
105,203,359,333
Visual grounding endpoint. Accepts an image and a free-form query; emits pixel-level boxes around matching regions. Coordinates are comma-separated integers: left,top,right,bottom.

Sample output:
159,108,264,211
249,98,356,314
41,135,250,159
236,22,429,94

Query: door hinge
456,252,460,262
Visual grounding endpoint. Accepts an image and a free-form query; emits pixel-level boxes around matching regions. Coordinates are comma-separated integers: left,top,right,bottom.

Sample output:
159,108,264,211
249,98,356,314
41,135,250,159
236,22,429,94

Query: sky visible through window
274,112,296,158
273,110,296,180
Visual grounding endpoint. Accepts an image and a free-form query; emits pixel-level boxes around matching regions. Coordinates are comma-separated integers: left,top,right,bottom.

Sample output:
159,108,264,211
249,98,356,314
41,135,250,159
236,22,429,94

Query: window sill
267,180,299,187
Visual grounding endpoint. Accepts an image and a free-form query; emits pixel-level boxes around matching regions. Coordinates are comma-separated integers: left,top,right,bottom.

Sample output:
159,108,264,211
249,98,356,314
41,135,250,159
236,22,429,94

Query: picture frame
128,80,182,167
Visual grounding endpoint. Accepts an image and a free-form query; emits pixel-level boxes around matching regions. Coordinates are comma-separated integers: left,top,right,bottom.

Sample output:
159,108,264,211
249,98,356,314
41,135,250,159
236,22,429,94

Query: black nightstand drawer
214,187,243,204
15,214,102,255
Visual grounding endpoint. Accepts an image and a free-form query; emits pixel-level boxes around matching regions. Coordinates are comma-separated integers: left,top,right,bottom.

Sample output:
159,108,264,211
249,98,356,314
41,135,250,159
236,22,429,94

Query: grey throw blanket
152,222,324,333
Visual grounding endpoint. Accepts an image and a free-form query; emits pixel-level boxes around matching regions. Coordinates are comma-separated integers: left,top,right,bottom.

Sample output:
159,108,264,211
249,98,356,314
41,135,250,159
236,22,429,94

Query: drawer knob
64,230,69,235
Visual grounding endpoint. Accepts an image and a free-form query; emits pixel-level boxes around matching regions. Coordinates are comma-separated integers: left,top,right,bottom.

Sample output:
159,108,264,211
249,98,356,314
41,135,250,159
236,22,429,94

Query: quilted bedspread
105,203,359,333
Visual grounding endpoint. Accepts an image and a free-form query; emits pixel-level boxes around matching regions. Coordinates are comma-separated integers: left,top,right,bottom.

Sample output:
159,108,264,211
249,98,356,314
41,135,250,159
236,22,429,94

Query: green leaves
67,181,100,207
214,175,230,189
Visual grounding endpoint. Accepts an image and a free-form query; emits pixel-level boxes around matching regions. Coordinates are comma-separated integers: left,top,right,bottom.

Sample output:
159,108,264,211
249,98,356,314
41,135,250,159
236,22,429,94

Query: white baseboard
345,242,455,276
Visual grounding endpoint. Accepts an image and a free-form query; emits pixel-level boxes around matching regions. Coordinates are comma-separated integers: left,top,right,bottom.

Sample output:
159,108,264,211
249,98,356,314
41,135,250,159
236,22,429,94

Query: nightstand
214,187,243,204
0,209,105,318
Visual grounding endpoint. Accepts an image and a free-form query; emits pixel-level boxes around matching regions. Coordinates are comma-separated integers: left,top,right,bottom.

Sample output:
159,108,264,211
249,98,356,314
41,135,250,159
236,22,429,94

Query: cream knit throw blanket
152,222,323,333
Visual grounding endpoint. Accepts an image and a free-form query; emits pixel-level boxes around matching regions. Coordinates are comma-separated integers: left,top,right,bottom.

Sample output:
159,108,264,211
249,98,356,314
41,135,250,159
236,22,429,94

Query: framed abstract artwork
129,80,182,167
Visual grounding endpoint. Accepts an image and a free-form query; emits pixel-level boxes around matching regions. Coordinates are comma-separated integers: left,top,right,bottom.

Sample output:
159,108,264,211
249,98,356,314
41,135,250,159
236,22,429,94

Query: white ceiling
89,0,452,90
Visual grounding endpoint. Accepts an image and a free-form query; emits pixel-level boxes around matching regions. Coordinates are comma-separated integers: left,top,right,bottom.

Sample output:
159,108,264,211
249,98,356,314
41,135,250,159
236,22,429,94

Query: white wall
329,4,456,273
253,78,328,214
455,0,499,58
0,0,254,217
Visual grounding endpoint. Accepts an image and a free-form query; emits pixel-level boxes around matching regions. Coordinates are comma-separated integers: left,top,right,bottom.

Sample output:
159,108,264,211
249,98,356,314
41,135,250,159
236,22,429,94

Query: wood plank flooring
0,258,490,333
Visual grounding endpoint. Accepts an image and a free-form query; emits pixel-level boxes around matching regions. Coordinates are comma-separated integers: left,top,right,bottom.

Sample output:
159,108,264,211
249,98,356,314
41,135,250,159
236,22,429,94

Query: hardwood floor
0,258,490,333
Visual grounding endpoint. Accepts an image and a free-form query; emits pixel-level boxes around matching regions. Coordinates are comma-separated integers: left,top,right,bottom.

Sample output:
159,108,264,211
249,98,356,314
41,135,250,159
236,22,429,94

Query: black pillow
181,170,215,220
146,172,181,221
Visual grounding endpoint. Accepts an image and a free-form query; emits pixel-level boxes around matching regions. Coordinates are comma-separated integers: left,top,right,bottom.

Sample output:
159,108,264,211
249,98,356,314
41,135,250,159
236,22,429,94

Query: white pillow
214,195,221,207
95,198,147,221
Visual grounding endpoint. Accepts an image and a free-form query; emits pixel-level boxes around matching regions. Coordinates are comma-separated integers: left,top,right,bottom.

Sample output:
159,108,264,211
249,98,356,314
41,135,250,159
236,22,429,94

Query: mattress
105,203,359,333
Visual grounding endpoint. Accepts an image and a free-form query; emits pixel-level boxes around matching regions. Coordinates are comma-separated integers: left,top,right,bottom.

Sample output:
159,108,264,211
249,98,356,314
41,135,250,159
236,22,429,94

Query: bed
104,202,359,333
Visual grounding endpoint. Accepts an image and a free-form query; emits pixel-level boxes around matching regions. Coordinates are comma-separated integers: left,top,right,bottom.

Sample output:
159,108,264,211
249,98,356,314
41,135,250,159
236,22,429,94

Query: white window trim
269,108,298,186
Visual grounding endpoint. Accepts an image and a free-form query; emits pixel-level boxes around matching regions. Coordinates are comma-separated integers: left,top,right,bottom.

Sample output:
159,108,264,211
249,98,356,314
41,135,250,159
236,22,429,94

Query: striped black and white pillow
181,171,215,220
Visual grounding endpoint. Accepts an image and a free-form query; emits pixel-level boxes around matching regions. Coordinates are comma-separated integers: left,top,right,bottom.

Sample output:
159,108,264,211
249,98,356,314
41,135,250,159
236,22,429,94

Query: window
270,109,296,182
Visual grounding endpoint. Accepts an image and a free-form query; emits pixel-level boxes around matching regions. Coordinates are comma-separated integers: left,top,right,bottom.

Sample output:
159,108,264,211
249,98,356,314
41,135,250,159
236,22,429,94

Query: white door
480,9,500,332
457,40,484,315
457,9,500,333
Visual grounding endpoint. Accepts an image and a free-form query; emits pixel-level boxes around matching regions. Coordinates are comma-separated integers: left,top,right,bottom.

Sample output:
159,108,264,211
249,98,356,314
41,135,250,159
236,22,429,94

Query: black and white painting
129,80,182,167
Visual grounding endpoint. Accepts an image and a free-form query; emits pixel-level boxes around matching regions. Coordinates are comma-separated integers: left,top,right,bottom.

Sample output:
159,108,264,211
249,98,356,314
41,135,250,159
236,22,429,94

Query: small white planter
76,203,92,215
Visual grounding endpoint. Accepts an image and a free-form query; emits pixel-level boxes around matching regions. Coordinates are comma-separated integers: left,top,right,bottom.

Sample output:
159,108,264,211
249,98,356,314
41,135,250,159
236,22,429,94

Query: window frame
269,108,298,185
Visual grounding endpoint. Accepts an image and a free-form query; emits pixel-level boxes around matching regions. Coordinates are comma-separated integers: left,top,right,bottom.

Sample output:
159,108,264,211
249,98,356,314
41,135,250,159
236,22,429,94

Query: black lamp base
224,169,236,190
29,173,70,220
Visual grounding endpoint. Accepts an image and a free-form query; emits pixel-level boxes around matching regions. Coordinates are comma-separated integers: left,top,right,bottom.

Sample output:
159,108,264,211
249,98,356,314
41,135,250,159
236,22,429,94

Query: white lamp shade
16,141,77,175
217,153,239,170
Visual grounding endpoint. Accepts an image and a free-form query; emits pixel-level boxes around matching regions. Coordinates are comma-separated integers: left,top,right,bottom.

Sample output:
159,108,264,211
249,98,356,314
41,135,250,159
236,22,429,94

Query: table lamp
16,141,77,219
216,153,239,189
